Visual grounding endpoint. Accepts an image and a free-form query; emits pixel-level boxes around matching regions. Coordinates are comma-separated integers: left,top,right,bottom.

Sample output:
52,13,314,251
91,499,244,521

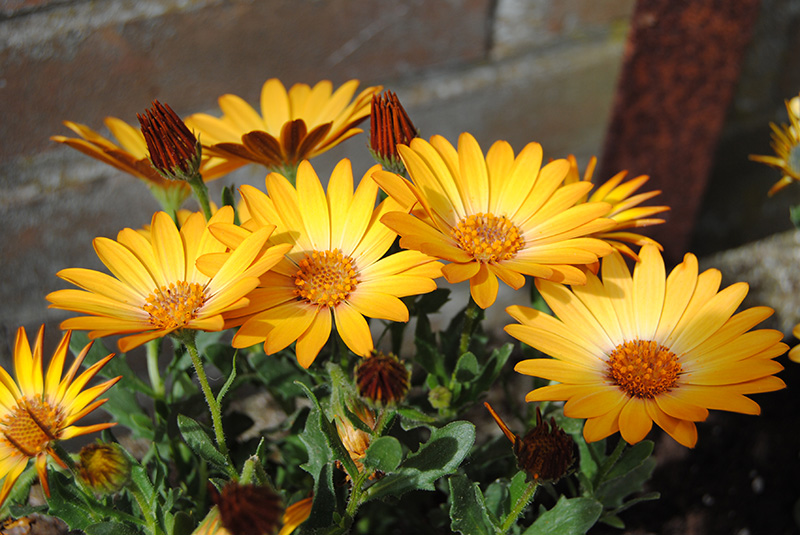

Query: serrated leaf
45,471,94,529
523,496,603,535
448,474,497,535
176,414,228,471
364,420,475,501
364,436,403,473
296,382,359,480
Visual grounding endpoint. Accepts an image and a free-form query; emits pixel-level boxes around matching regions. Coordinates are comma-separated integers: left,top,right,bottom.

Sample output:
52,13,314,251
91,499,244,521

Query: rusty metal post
599,0,762,264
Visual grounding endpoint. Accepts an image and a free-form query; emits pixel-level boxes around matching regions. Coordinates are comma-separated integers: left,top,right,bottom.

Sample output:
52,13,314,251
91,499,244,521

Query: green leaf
45,471,94,529
169,511,196,535
176,414,228,471
470,343,513,396
415,288,451,314
364,420,476,501
605,440,653,481
508,471,529,507
453,352,479,383
304,463,338,531
84,522,143,535
595,457,657,509
448,474,497,535
523,496,603,535
296,382,359,480
364,436,404,473
483,479,509,522
396,406,436,426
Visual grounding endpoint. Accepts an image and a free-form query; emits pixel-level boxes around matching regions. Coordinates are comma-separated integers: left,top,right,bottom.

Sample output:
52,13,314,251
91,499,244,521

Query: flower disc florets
451,212,524,263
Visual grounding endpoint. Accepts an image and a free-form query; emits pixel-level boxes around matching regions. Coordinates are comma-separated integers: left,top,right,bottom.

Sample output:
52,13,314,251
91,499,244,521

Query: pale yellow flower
507,245,787,448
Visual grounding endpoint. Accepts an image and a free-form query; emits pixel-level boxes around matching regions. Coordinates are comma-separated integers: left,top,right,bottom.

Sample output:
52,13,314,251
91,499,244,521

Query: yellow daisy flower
212,159,443,368
372,133,615,309
46,207,291,352
506,245,787,448
749,94,800,196
0,326,119,507
563,155,669,260
185,79,382,177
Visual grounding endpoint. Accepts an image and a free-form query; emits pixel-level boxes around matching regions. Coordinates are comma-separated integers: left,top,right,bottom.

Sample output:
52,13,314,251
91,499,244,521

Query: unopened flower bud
334,403,376,476
485,403,575,483
369,90,418,174
355,351,410,406
77,443,131,495
138,100,202,182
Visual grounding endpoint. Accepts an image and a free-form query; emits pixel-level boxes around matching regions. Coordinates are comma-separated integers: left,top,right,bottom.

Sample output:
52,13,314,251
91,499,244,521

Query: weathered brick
492,0,635,59
0,0,490,165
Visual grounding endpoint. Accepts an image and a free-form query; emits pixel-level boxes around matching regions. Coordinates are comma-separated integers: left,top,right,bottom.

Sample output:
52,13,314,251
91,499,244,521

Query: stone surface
701,229,800,336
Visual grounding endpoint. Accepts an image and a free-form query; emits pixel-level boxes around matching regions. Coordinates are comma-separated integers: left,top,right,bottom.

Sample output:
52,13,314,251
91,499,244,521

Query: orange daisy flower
210,159,442,368
373,133,615,309
186,79,381,178
46,207,290,352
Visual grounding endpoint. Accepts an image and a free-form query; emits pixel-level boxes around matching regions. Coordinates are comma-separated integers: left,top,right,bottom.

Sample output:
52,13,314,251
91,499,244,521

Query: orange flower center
1,398,61,457
451,212,524,263
144,281,207,329
294,249,359,307
606,340,682,399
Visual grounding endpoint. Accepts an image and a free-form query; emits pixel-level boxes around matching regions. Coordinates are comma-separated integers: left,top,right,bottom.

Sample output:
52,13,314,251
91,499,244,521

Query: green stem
187,172,213,220
500,479,539,533
173,330,230,462
278,163,299,186
145,338,164,399
458,297,479,356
